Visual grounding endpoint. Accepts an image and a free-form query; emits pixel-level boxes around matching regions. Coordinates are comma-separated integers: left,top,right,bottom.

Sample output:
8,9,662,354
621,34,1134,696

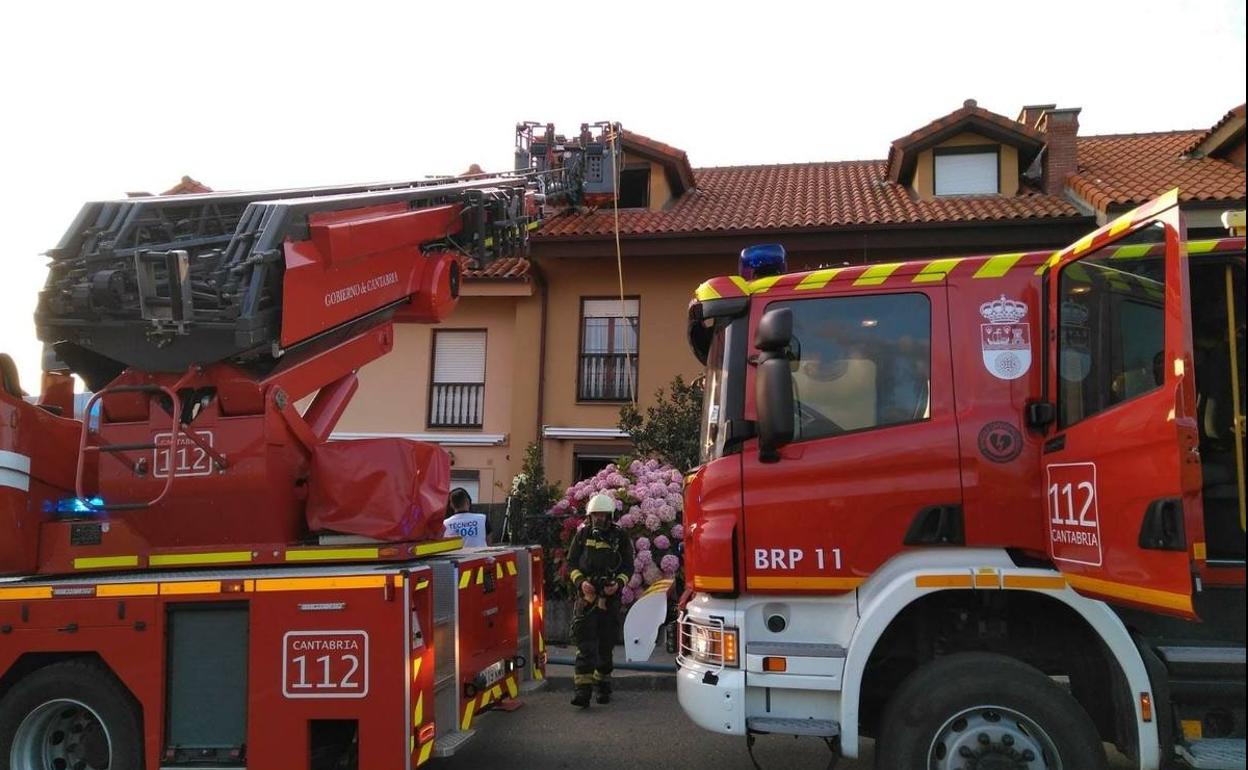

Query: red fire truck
676,191,1245,769
0,122,621,769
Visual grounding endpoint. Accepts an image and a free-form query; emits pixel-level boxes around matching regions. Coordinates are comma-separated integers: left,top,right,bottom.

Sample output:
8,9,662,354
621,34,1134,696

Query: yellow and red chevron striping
692,232,1242,301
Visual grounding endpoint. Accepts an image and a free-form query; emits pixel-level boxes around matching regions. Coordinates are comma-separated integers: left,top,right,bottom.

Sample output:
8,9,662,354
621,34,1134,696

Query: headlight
681,621,738,668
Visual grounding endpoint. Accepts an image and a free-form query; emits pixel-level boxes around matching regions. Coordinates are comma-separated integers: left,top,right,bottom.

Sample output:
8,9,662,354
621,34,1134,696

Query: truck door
1043,189,1204,618
740,282,963,591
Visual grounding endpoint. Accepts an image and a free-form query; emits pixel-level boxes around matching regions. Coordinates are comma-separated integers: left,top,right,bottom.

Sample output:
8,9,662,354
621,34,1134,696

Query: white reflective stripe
0,450,32,474
0,468,30,492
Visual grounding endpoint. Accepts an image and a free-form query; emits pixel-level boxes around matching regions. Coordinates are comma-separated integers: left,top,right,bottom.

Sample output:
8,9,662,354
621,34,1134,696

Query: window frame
427,328,488,429
576,296,641,403
933,144,1000,196
762,290,934,444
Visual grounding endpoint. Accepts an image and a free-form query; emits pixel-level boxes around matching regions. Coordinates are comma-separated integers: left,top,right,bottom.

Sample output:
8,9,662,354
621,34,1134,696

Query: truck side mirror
755,308,794,462
755,307,792,352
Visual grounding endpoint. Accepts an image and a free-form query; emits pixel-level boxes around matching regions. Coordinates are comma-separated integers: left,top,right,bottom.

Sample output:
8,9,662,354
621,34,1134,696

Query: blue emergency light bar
739,243,787,280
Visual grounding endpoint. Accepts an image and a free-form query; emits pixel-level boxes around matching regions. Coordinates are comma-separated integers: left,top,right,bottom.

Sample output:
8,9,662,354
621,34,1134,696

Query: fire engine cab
678,190,1245,769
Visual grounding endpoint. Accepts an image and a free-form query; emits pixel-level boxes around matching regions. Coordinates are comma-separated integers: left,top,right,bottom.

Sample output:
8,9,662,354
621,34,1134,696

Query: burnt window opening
617,167,651,208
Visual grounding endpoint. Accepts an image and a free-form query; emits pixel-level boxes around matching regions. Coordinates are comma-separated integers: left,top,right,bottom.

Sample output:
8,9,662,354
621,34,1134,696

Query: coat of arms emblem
980,295,1031,380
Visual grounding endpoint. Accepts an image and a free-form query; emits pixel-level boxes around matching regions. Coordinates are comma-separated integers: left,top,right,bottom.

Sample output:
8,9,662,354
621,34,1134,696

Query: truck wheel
876,652,1107,770
0,659,143,770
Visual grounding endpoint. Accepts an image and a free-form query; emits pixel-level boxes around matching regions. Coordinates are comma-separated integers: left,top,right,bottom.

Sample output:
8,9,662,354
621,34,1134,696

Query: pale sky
2,0,1244,389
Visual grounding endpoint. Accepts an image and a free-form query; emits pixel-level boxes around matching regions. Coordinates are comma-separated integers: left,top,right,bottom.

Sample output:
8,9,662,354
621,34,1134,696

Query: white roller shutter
934,152,998,196
583,298,639,318
433,331,486,383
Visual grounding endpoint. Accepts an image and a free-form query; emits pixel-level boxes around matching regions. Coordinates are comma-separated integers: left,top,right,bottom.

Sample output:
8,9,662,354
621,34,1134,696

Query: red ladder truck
675,191,1245,769
0,121,620,769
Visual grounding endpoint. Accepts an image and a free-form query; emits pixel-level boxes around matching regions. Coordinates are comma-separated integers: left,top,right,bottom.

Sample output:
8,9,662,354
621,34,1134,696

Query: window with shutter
579,298,639,401
429,330,486,428
934,148,999,196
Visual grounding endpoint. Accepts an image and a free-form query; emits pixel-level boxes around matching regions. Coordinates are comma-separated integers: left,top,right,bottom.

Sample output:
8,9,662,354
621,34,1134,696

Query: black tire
0,658,144,770
875,652,1107,770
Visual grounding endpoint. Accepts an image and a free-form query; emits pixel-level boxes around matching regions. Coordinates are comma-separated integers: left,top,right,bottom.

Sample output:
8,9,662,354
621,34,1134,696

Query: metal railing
578,352,637,401
429,382,484,428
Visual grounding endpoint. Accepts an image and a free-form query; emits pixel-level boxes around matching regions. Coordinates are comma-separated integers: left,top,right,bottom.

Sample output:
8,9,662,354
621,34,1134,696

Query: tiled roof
534,160,1081,239
1184,103,1245,155
462,256,530,281
1070,131,1246,213
887,100,1045,182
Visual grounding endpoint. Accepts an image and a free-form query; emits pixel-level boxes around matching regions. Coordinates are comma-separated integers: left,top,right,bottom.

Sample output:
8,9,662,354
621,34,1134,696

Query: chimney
1038,107,1081,196
1017,104,1056,130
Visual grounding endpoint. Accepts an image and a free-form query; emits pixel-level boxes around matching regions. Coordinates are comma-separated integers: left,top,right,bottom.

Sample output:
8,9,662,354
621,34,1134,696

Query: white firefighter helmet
586,493,615,516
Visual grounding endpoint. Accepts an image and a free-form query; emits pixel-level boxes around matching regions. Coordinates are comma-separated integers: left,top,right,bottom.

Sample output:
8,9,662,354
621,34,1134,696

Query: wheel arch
837,550,1161,770
0,652,141,712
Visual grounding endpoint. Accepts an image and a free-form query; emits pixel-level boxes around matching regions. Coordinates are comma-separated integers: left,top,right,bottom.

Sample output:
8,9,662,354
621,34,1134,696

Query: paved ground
439,688,857,770
456,643,1134,768
439,687,1135,770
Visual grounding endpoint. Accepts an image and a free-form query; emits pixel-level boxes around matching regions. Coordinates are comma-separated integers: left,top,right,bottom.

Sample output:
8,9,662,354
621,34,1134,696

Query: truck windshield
699,325,728,465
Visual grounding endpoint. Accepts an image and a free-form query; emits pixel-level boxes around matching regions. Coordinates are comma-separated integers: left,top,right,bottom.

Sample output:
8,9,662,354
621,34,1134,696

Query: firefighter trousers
570,597,619,689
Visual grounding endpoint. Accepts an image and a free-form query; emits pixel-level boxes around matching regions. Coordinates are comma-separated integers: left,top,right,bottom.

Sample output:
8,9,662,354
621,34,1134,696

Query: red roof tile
534,160,1081,239
461,256,530,281
1070,131,1246,213
162,175,213,195
1184,104,1246,155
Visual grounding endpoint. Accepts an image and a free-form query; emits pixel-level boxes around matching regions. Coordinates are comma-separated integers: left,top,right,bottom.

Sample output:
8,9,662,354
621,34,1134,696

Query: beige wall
537,253,729,483
336,287,541,505
338,248,736,497
912,131,1020,199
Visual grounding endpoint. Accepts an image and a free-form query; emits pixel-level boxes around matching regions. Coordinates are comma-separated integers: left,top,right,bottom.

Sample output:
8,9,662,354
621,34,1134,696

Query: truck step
746,717,840,737
432,728,476,758
1177,738,1246,770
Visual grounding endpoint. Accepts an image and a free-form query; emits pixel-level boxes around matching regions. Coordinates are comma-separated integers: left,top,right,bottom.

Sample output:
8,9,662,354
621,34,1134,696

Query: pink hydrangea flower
671,524,684,540
634,551,653,570
657,504,676,523
628,505,641,517
660,554,680,574
617,513,637,529
621,586,636,605
645,514,661,532
653,535,671,551
635,537,651,551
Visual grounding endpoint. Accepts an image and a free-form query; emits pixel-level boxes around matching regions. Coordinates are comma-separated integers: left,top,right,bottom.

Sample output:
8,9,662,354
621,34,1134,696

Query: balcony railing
429,382,484,428
579,353,638,401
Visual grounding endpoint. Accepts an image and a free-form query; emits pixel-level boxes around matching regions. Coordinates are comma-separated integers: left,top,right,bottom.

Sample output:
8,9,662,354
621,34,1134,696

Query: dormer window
934,146,999,195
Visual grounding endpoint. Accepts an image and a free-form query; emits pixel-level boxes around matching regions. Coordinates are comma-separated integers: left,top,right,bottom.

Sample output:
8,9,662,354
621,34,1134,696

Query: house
337,100,1246,503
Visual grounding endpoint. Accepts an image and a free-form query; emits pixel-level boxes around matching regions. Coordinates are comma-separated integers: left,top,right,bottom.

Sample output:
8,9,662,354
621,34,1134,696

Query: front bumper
677,663,746,735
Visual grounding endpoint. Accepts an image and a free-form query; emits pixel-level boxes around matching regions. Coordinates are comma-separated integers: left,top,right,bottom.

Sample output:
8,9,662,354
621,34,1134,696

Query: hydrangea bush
548,458,684,606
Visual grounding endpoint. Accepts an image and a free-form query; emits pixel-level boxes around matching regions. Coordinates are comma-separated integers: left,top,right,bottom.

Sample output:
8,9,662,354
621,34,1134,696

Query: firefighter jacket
567,521,633,591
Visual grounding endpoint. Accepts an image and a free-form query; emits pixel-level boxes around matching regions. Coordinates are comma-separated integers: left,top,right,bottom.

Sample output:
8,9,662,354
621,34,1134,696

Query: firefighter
566,492,633,708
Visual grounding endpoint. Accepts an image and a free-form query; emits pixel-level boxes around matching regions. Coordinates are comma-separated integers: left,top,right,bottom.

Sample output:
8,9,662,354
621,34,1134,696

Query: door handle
1138,498,1186,551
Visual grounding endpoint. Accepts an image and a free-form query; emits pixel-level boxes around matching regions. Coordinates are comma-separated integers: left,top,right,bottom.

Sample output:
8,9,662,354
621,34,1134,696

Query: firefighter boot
595,680,612,705
571,686,593,708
